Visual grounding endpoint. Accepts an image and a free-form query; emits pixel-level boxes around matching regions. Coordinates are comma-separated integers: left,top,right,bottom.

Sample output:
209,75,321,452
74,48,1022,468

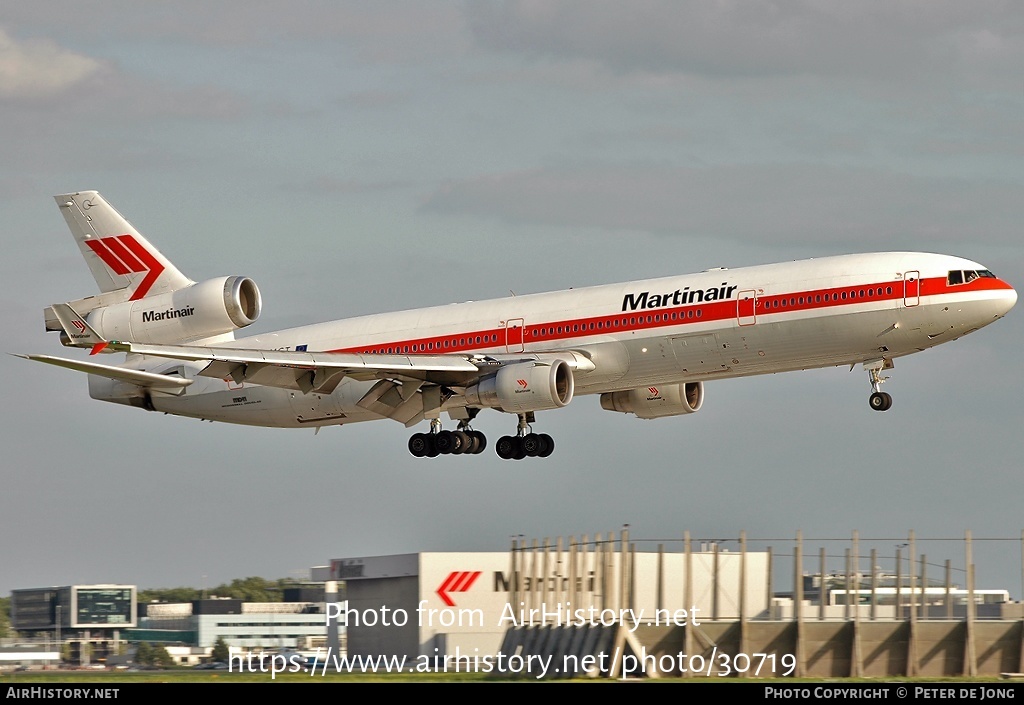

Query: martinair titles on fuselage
137,284,739,333
622,282,737,312
142,306,195,323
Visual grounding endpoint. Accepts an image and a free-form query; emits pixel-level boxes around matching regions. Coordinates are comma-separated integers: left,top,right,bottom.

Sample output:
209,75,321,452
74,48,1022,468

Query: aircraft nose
1003,285,1018,315
989,281,1017,319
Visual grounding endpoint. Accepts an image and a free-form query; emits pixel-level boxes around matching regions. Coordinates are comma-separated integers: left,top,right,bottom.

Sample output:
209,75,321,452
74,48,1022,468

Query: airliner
21,191,1017,460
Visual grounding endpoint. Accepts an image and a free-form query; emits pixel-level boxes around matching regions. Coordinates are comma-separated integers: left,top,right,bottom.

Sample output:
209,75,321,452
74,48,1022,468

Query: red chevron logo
436,571,481,607
84,234,164,301
649,387,659,395
517,379,528,389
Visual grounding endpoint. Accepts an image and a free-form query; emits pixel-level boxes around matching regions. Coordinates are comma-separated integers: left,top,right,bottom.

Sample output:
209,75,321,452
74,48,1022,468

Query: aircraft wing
14,354,192,390
35,302,597,398
99,341,596,396
103,340,490,394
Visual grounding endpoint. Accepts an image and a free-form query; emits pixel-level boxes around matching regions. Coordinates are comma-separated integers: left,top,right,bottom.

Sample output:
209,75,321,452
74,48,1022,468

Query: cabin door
903,271,920,307
505,318,525,353
737,289,757,326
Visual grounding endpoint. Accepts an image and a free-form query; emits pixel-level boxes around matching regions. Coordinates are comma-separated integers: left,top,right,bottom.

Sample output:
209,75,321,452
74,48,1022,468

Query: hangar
314,532,769,662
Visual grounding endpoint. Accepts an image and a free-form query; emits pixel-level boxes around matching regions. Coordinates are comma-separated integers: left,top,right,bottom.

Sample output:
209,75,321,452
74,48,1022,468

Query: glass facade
74,587,134,626
11,585,136,631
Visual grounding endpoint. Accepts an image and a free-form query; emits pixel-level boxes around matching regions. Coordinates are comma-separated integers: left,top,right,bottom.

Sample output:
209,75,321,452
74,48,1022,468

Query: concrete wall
345,576,420,658
501,619,1024,678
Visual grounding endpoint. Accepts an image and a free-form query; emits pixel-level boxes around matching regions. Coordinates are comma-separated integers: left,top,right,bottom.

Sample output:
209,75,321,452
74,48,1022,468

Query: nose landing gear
865,359,894,411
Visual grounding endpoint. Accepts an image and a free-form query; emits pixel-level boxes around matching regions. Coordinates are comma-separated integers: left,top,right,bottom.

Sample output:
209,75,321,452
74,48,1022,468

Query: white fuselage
92,251,1016,428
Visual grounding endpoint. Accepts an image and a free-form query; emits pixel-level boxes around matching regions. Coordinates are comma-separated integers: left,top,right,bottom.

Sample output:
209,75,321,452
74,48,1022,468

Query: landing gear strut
495,413,554,460
865,359,893,411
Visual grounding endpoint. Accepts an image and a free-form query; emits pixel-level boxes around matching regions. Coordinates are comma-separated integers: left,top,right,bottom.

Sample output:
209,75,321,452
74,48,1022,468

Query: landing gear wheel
869,392,893,411
452,430,471,455
511,437,527,460
538,433,554,458
408,433,429,457
522,433,542,457
434,430,456,454
496,435,516,460
470,431,487,454
424,434,440,457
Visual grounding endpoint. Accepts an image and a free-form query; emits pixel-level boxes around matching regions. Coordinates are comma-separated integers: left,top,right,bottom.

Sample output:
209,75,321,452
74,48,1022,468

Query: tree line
138,576,299,604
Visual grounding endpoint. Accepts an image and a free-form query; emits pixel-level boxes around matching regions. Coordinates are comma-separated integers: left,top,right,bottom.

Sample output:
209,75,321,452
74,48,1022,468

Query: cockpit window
948,269,997,286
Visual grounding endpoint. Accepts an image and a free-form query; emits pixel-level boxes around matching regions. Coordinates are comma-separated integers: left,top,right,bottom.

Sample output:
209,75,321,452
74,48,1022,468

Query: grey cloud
467,1,1024,82
285,176,416,194
422,164,1022,247
4,2,471,61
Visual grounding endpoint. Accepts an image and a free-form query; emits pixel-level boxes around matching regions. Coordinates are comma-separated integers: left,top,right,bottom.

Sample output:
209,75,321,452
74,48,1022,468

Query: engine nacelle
600,381,703,419
84,276,261,344
465,360,574,413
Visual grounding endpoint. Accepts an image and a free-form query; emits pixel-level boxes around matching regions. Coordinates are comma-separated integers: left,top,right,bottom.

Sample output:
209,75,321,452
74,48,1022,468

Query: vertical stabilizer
55,191,193,298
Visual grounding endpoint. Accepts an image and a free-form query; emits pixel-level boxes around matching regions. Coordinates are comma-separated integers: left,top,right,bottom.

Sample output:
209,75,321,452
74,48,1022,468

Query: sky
1,1,1022,601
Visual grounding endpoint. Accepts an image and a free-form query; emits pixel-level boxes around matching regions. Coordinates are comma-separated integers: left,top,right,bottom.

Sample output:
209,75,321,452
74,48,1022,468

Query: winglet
50,303,108,353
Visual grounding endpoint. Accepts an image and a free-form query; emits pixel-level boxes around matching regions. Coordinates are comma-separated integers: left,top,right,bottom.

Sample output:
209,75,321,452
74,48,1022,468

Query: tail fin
55,191,193,299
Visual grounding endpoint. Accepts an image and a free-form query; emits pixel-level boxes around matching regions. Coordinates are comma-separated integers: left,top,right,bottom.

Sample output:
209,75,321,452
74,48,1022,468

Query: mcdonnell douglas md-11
21,191,1017,459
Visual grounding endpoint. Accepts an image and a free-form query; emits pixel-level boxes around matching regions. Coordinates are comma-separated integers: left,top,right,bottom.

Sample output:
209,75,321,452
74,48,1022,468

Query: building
135,598,329,654
10,585,136,666
315,543,771,661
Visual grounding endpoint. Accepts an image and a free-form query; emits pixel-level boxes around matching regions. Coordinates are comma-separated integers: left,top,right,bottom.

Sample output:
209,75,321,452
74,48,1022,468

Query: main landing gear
866,359,893,412
408,419,486,457
406,413,555,459
495,413,554,461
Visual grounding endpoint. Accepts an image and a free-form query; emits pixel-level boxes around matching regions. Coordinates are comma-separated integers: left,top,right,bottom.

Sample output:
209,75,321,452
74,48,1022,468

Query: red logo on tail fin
85,235,165,300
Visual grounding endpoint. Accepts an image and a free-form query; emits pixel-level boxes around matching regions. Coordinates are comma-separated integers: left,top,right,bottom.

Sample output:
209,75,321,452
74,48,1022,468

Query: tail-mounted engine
465,360,574,413
600,381,703,419
76,276,261,344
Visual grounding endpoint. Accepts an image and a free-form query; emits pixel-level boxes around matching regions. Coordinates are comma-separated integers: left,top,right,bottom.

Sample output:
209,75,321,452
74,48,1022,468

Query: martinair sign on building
325,550,769,659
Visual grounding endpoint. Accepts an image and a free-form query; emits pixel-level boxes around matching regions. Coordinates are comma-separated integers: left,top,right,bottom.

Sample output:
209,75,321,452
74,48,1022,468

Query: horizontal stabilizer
14,354,192,389
51,303,106,350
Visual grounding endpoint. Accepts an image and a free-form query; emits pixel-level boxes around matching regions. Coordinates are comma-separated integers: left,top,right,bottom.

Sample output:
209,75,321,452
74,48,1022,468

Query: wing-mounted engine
465,360,574,413
600,381,703,419
75,276,261,345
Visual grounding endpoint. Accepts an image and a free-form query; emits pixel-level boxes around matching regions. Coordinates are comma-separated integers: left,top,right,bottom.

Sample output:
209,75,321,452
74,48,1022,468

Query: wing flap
92,341,598,394
106,341,484,392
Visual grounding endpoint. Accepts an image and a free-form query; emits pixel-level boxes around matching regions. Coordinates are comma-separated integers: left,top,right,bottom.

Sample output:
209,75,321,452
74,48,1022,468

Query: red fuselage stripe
324,276,1011,356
